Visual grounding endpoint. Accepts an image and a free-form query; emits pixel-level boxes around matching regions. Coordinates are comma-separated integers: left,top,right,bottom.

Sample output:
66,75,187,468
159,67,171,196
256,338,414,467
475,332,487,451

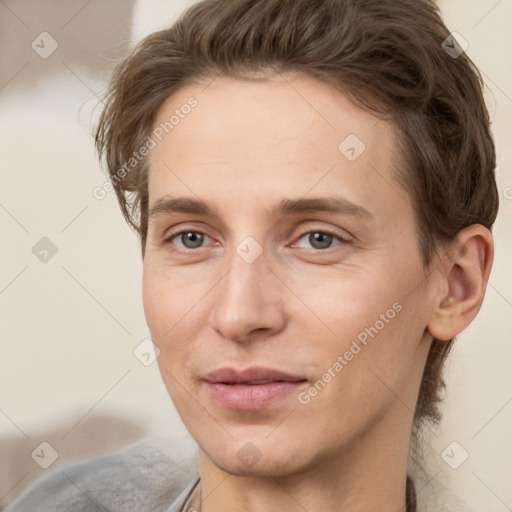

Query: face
143,73,435,478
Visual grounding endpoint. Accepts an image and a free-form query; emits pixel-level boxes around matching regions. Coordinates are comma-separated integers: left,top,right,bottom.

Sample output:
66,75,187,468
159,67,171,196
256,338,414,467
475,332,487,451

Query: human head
94,0,498,499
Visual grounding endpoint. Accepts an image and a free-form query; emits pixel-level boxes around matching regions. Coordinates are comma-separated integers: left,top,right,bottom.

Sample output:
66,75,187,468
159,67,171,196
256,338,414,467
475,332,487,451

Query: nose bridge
209,242,283,342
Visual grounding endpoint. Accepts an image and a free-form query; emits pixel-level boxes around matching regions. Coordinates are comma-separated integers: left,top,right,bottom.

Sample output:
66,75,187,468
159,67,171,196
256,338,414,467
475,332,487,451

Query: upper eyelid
293,230,347,242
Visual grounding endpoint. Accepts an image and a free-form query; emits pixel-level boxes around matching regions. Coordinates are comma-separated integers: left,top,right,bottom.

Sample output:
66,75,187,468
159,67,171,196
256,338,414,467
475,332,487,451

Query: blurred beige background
0,0,511,510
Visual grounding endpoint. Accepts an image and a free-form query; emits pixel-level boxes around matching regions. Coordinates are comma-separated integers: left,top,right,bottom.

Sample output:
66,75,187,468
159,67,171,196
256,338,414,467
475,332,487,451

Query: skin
142,73,493,512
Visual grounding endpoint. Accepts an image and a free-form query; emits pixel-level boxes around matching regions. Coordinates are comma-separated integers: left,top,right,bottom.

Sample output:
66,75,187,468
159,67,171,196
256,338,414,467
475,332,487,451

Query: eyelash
163,227,349,251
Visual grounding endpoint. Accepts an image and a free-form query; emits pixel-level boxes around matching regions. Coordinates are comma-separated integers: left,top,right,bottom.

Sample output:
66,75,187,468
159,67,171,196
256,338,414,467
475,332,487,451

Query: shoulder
4,436,200,512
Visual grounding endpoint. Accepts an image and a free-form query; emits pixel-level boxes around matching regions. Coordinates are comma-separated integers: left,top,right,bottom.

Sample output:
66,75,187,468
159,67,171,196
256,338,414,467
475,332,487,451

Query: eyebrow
148,195,373,221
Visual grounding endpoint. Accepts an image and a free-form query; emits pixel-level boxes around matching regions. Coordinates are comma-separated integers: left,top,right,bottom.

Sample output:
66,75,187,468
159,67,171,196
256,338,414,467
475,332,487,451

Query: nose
208,245,286,344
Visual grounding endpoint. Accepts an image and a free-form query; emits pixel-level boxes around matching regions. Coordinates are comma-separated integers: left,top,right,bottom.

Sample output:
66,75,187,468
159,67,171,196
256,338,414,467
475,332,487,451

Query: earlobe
427,225,494,341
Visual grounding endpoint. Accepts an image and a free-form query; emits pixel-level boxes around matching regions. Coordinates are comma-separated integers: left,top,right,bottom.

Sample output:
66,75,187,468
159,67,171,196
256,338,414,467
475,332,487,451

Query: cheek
142,265,197,404
142,261,206,341
292,269,397,348
142,265,170,339
142,261,215,410
294,263,426,386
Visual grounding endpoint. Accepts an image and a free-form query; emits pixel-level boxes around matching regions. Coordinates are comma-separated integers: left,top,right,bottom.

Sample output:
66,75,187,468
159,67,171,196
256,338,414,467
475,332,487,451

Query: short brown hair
95,0,498,504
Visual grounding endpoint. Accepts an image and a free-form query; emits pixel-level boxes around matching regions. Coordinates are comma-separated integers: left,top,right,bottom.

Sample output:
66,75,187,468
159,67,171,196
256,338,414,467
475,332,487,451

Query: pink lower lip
205,381,307,410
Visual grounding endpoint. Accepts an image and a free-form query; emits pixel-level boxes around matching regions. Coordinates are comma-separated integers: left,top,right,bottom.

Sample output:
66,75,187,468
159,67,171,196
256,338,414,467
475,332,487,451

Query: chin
207,448,308,479
196,428,322,479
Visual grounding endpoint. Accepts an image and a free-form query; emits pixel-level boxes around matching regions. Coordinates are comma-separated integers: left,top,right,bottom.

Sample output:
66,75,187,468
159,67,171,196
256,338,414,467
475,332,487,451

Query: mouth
202,367,308,410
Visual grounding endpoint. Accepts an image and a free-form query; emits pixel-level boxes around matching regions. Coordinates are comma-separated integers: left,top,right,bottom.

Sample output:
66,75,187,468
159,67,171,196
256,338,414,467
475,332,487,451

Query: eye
293,230,346,250
165,230,213,249
163,228,348,252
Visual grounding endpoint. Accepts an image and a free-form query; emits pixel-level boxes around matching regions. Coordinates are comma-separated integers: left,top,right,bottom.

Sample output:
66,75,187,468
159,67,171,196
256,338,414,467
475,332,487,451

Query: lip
203,367,308,410
204,367,306,385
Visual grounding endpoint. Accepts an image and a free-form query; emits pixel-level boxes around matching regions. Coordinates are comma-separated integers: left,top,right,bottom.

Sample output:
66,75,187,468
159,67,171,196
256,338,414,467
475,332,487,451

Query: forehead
147,74,406,222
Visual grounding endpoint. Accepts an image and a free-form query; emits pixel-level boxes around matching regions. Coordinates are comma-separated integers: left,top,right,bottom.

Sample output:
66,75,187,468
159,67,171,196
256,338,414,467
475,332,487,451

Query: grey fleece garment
5,436,472,511
4,437,200,512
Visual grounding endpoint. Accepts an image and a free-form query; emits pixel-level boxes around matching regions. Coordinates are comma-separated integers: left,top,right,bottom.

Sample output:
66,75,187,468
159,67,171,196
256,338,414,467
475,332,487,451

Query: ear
427,224,494,341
